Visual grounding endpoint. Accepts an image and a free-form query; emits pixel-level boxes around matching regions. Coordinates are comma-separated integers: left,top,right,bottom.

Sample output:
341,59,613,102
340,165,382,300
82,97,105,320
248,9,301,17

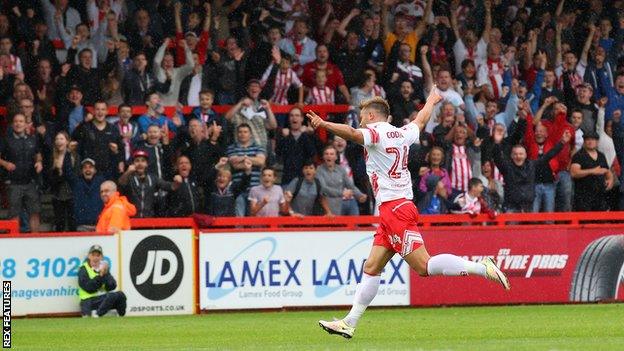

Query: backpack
292,177,324,216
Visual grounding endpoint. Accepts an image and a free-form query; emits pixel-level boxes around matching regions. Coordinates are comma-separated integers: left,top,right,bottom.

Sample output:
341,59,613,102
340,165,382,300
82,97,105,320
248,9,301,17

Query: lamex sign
199,231,410,310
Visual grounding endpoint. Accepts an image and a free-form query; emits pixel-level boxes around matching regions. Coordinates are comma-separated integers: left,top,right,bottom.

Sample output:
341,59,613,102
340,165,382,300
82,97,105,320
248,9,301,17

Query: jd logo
130,235,184,301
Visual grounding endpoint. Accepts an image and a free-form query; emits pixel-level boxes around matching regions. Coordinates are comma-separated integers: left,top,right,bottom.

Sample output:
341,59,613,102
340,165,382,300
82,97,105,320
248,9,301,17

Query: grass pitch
12,304,624,350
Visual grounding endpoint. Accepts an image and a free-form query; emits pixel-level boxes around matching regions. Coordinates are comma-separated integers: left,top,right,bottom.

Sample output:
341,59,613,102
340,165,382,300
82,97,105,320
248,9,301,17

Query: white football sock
426,254,486,277
343,272,380,327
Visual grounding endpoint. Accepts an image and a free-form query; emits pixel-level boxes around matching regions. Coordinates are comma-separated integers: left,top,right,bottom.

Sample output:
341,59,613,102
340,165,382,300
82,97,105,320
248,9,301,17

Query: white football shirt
358,122,420,204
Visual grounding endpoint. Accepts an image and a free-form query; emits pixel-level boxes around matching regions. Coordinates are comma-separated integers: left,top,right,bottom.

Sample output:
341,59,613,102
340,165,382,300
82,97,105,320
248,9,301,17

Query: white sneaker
91,310,100,318
318,319,355,339
483,257,511,290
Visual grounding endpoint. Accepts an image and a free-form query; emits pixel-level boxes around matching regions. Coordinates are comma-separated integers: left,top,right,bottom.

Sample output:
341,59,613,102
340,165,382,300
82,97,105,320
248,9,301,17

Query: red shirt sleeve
175,32,185,66
524,113,538,159
197,31,210,65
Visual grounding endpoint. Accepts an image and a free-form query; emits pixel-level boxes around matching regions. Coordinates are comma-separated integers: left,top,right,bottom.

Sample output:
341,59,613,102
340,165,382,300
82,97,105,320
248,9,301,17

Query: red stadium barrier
0,104,350,119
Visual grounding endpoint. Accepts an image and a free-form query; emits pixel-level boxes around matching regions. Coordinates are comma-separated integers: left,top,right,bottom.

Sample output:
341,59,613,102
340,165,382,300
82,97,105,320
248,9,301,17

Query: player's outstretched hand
306,111,324,130
427,86,443,106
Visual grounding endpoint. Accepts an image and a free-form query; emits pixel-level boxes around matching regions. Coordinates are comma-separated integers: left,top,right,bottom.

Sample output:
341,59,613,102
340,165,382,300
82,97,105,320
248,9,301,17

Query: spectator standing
279,19,317,74
571,131,614,211
188,90,230,149
122,51,171,106
276,107,316,185
388,80,417,128
316,145,366,216
350,69,386,111
477,161,504,214
260,51,304,106
109,104,140,164
176,119,223,187
48,131,76,232
39,0,81,49
284,161,332,217
136,124,175,182
137,93,182,134
205,159,252,217
493,127,571,213
418,146,451,196
60,157,104,231
450,178,496,217
227,123,267,216
248,167,287,217
208,37,248,104
301,44,351,103
153,38,194,106
126,9,163,62
78,244,126,317
225,80,278,150
96,180,136,233
0,113,43,232
59,42,117,105
72,101,125,180
167,155,202,217
333,30,368,89
118,150,182,218
417,175,449,215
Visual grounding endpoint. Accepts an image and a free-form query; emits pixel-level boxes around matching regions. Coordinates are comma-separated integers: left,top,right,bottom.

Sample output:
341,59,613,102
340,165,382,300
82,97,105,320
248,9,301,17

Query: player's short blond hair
360,97,390,118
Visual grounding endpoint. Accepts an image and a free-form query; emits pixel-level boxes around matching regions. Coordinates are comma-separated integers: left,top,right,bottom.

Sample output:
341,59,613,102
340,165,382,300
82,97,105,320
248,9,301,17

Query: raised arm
523,30,538,71
580,23,596,66
413,87,443,131
415,0,434,38
337,8,360,38
449,5,461,45
307,111,364,145
555,0,565,18
174,1,183,34
481,0,492,43
533,96,557,126
153,38,170,78
555,22,563,67
420,45,433,93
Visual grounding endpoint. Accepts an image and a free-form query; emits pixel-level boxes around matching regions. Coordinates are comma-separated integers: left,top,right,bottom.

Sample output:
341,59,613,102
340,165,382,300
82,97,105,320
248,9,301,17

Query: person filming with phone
77,244,126,317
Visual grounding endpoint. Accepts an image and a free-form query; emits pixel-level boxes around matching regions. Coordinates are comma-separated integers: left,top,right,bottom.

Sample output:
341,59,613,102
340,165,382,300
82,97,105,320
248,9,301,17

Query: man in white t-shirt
450,0,491,75
308,92,510,339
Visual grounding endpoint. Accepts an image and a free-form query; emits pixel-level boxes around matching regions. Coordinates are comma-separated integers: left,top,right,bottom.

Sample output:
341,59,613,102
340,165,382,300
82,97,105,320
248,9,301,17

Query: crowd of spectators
1,0,624,232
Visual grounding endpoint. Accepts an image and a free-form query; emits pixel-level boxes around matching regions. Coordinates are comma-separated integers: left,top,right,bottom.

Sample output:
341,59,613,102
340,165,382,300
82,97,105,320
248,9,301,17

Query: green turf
10,304,624,351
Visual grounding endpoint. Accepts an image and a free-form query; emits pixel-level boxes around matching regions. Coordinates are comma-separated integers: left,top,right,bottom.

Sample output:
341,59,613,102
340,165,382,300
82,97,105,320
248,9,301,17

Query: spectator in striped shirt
226,123,267,216
442,123,482,198
260,50,304,106
306,70,334,105
450,178,497,217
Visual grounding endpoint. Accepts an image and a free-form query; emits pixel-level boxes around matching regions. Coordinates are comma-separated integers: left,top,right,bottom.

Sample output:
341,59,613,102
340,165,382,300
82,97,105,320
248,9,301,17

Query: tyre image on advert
569,235,624,302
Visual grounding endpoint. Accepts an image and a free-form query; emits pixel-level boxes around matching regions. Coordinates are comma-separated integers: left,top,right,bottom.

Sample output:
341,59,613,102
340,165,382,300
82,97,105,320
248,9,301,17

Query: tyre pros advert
408,227,624,306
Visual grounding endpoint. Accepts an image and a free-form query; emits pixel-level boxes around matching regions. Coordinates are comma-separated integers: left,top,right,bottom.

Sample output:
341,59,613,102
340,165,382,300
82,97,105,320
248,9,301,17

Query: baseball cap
132,149,149,160
88,244,103,254
81,158,96,167
185,31,198,38
583,131,599,140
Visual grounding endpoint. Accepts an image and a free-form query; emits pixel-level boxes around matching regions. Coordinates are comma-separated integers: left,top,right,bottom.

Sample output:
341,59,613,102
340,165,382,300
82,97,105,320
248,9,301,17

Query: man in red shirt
301,44,351,103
